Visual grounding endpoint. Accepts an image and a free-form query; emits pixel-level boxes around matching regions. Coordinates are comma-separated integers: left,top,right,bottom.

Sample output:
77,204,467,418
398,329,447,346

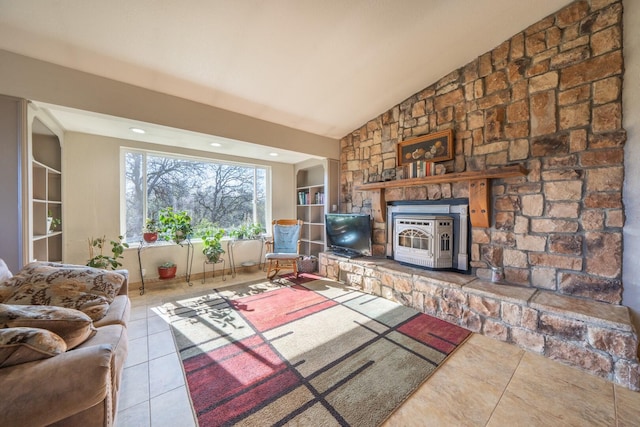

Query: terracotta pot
143,232,158,243
158,265,177,279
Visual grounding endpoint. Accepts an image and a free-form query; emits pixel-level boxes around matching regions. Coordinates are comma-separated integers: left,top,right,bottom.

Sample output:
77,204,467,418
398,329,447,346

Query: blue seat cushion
265,253,299,259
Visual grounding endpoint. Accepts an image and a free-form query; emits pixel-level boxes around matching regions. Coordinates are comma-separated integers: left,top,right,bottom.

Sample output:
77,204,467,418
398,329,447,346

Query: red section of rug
198,368,300,426
398,313,471,353
231,284,337,332
183,335,289,415
183,336,300,426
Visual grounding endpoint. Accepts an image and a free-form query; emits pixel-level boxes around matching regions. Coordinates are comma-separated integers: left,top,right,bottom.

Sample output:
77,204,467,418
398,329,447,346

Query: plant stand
202,259,226,283
185,239,194,287
137,240,150,295
229,237,265,278
137,239,194,295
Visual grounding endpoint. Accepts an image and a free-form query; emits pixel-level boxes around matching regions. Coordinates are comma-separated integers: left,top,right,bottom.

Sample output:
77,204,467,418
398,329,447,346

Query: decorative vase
143,232,158,243
47,217,53,234
158,266,177,279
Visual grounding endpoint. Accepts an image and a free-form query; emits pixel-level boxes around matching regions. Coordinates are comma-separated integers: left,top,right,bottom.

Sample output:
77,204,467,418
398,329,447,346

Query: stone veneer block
411,270,476,289
530,291,634,331
464,279,537,304
340,256,396,269
339,258,389,276
376,262,476,288
377,263,414,278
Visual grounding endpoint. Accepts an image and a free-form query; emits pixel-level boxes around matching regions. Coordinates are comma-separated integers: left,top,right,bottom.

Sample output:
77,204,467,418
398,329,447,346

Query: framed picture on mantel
397,129,453,166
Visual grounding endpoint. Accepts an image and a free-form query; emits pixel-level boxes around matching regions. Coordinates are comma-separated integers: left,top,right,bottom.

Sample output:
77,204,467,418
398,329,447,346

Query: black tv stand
328,248,363,259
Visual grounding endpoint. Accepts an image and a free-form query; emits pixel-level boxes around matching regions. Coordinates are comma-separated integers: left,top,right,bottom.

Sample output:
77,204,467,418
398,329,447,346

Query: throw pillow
0,327,67,368
0,304,97,349
0,259,12,282
0,259,14,303
7,262,125,302
4,286,111,322
3,262,127,321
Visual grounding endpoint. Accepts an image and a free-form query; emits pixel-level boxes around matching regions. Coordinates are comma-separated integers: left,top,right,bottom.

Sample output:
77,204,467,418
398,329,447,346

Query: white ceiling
0,0,571,163
31,101,319,164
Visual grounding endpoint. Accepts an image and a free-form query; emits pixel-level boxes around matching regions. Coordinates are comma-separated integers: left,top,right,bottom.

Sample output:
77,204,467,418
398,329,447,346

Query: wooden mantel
354,164,528,227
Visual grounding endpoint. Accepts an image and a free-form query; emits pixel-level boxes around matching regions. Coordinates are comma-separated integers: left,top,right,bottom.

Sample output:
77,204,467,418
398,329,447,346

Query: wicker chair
265,219,303,279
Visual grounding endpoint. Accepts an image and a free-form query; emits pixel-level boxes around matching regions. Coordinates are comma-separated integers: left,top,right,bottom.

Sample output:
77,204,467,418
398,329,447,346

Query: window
123,149,268,242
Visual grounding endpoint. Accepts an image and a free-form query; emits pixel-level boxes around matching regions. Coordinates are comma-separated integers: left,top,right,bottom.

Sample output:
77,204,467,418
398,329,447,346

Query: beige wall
63,132,295,282
0,96,25,272
0,50,339,160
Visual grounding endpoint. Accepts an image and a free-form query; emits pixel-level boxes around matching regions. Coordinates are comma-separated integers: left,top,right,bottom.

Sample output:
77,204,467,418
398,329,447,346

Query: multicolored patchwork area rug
161,274,471,426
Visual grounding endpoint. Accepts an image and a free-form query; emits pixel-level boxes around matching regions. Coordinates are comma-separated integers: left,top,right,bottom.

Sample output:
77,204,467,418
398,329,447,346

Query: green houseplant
87,235,129,270
248,223,265,238
202,227,226,263
47,210,61,234
158,207,193,244
158,261,177,279
230,223,265,240
142,218,159,243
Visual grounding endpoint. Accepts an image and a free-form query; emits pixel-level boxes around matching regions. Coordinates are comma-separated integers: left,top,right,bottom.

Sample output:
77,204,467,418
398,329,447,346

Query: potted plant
87,235,129,270
230,223,264,240
158,261,177,279
143,218,159,243
248,223,265,239
158,207,193,244
202,227,226,263
47,210,61,234
229,224,247,240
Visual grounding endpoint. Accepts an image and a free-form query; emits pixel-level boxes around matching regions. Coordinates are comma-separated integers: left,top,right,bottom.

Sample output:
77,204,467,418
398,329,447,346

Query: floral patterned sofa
0,261,130,427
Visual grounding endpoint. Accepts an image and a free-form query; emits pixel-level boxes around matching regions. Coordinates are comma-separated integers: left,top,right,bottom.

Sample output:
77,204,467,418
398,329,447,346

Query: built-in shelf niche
29,113,63,262
295,159,339,258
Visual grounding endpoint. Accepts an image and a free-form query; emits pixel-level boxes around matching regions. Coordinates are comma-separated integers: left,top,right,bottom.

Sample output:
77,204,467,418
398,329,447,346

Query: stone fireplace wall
340,0,625,305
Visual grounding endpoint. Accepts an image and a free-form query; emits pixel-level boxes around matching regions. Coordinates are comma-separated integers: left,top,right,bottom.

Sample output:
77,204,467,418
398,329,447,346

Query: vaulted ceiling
0,0,571,161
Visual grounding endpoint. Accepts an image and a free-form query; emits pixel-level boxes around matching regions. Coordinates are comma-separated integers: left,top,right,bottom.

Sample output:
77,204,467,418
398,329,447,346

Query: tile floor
115,272,640,427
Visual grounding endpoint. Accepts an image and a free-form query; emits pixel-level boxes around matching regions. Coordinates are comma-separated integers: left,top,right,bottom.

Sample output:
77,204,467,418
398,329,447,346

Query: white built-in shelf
295,160,339,258
29,113,63,263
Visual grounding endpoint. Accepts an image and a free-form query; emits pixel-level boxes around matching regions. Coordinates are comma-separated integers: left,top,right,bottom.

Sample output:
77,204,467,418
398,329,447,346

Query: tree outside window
124,150,267,242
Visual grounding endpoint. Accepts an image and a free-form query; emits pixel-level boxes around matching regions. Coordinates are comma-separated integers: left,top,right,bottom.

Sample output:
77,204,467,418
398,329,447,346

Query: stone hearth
319,252,639,390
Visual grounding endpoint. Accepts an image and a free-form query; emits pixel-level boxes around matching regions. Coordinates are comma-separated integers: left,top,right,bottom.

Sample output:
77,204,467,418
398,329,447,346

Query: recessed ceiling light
269,152,279,157
210,142,222,147
130,127,146,134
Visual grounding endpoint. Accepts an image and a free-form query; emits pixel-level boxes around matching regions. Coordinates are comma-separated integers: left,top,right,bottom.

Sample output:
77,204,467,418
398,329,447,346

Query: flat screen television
325,213,372,258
